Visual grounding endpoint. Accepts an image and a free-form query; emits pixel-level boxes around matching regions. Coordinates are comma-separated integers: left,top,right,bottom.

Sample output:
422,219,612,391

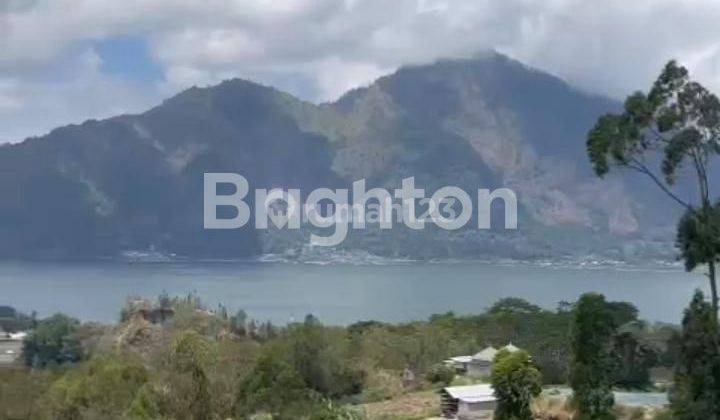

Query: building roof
9,331,27,340
451,343,523,365
444,384,496,403
503,343,520,353
471,346,498,362
449,355,473,364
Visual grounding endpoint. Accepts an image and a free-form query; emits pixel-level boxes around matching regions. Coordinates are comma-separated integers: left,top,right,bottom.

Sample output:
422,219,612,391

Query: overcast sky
1,0,720,143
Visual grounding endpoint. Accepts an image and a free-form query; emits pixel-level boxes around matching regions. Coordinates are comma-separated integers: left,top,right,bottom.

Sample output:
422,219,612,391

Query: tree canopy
587,59,720,313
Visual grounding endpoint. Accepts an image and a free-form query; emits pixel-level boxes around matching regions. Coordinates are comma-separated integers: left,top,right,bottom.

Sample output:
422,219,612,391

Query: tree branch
627,158,694,210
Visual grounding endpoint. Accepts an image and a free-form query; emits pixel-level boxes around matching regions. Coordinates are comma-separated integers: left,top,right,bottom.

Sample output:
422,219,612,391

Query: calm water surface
0,260,707,325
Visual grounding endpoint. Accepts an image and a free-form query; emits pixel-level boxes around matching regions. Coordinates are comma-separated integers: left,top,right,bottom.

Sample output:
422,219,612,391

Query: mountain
0,52,677,261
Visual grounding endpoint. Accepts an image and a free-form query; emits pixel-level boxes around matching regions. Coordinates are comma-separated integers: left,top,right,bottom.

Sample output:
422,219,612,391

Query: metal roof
449,355,473,363
444,384,496,403
503,343,520,353
471,346,498,361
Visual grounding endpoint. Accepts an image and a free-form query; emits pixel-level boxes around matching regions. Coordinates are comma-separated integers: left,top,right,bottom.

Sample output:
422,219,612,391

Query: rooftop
471,346,498,362
443,384,496,403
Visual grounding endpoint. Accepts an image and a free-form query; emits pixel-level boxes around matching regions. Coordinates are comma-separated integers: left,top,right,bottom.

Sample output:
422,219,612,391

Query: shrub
670,290,720,419
23,313,83,368
425,363,455,386
491,349,542,420
569,293,617,419
45,355,148,419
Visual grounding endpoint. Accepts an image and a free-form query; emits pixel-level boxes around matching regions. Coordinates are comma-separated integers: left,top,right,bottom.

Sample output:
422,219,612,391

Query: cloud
0,47,160,142
2,0,720,142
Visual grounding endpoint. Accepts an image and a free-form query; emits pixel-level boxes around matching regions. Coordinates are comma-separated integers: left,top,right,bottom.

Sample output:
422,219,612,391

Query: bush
425,363,455,385
491,349,542,420
670,290,720,419
569,293,617,419
45,355,148,419
23,313,83,368
128,330,216,420
234,351,312,418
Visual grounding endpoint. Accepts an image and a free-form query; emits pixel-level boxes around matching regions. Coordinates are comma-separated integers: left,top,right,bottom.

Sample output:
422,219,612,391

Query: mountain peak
0,53,671,261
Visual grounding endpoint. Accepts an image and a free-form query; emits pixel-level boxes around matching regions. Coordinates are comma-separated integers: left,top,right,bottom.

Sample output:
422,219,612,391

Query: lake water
544,387,669,408
0,259,707,325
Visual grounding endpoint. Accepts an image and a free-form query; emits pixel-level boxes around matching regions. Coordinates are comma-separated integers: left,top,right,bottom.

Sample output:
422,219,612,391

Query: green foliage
587,59,720,312
285,319,365,398
128,382,173,420
169,294,224,336
676,204,720,271
23,313,83,368
611,329,658,389
234,351,312,418
604,301,639,327
670,290,720,419
0,369,59,419
491,349,542,420
306,398,363,420
208,337,260,417
425,363,455,385
128,330,216,420
348,298,576,385
45,355,148,419
489,298,543,315
168,330,214,420
587,60,720,183
5,295,672,419
0,306,34,333
570,293,617,419
230,309,248,335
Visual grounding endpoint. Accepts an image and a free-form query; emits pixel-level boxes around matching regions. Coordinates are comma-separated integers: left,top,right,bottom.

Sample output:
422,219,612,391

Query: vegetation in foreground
0,290,700,419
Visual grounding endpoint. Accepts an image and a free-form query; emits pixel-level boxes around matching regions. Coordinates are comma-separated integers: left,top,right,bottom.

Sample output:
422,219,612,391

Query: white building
0,329,25,366
441,384,496,419
447,343,521,377
446,354,474,372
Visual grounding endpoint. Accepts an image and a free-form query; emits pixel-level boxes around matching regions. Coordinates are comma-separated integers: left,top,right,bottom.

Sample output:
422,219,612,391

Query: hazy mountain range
0,52,681,261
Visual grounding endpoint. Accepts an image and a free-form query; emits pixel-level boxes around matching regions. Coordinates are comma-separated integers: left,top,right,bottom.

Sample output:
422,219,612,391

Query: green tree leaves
570,293,617,420
46,355,148,419
491,349,542,420
677,205,720,271
670,290,720,419
22,313,83,368
587,59,720,313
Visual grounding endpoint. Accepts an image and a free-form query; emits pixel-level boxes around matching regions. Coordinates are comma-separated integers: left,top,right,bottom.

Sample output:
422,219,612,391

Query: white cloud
0,47,160,142
2,0,720,142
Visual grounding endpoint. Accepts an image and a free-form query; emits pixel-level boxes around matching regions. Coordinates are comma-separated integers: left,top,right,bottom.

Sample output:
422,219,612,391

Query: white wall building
441,384,496,419
447,343,520,377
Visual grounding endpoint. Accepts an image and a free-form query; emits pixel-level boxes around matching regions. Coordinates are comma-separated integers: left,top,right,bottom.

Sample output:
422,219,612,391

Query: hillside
0,52,678,260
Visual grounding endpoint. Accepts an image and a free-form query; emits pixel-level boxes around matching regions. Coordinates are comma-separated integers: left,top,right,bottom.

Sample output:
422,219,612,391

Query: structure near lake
441,384,496,419
447,343,520,376
0,328,25,367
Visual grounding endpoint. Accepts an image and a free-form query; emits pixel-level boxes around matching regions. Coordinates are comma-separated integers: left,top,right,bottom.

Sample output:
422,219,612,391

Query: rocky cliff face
0,52,678,260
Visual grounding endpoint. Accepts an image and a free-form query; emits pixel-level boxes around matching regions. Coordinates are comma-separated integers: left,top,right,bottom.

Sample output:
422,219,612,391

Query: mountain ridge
0,52,677,261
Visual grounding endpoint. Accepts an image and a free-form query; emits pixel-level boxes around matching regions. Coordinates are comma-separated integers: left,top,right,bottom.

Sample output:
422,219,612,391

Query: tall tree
587,60,720,315
22,313,83,368
570,293,617,419
168,330,213,420
491,349,542,420
611,328,658,389
670,290,720,419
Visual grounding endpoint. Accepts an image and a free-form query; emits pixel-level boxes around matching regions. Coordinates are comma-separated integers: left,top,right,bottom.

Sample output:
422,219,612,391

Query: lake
0,259,707,325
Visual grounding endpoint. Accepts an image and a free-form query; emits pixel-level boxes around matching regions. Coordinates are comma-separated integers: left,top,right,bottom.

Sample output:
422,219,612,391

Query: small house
446,355,474,373
441,384,496,419
466,346,497,377
0,329,26,366
448,343,522,377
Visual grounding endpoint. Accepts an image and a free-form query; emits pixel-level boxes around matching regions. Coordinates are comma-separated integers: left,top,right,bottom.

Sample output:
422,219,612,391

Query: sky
1,0,720,143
